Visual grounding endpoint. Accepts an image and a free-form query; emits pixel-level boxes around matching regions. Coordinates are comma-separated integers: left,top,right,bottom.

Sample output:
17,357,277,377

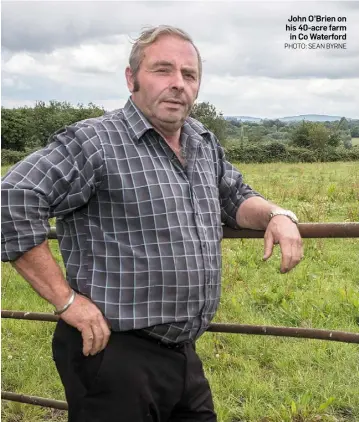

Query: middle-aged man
2,25,303,422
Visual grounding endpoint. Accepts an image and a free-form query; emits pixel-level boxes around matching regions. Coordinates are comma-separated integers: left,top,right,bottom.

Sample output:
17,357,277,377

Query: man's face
126,35,200,133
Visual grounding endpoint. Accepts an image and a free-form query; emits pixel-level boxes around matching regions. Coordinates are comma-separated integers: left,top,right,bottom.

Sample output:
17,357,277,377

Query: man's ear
125,66,134,92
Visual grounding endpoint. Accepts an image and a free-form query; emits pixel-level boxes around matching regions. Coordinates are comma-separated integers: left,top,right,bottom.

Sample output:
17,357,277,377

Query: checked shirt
1,98,261,343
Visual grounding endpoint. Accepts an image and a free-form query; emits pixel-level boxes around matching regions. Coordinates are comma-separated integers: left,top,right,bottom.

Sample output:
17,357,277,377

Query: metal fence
2,223,359,412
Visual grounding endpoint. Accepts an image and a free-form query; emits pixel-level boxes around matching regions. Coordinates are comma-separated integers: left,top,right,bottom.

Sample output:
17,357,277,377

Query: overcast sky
2,1,359,118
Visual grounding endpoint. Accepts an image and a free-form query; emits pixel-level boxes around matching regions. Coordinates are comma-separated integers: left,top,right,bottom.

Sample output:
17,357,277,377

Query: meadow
1,161,359,422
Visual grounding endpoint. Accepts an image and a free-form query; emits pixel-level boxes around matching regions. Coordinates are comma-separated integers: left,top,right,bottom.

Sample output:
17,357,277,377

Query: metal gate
2,223,359,411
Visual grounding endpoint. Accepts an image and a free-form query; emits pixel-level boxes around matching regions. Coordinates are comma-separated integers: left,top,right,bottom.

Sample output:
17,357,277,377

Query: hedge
224,142,359,163
1,149,30,166
2,143,359,167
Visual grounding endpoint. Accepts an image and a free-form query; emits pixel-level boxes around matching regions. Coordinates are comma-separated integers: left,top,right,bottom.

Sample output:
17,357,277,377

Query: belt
130,329,194,350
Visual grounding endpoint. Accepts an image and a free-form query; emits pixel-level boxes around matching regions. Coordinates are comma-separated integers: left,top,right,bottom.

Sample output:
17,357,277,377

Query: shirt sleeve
1,123,104,262
215,138,264,229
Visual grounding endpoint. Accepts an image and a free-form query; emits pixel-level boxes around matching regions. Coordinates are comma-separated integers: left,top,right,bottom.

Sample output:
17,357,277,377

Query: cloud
1,1,358,117
198,75,359,118
1,1,231,53
1,1,135,53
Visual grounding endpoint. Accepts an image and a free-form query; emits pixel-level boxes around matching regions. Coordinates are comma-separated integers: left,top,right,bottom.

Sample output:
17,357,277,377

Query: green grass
351,137,359,147
2,161,359,421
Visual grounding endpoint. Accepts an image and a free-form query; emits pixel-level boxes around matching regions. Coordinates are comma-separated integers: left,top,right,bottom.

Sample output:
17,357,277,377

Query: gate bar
2,311,358,343
46,222,359,240
1,391,68,410
222,222,359,239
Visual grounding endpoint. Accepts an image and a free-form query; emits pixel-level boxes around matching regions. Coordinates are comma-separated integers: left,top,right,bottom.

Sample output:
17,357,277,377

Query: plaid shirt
1,98,261,344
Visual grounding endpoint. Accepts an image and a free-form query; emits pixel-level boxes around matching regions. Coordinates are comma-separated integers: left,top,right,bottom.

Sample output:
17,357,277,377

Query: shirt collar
181,118,210,143
123,97,154,142
123,97,210,143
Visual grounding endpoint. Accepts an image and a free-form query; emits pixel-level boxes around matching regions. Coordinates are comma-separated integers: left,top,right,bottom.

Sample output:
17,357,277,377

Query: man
1,25,303,421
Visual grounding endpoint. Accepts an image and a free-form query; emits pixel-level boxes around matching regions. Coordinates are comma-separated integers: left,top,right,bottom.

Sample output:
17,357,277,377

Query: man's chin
158,112,186,125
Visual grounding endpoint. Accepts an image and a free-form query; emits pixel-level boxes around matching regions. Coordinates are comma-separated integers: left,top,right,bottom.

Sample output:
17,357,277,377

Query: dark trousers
52,319,217,422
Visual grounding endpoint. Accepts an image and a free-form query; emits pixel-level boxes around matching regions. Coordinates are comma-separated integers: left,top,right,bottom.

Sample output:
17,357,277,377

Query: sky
1,0,359,119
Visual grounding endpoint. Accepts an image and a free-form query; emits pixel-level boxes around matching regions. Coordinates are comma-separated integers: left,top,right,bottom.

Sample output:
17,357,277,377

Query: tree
1,101,105,152
1,107,34,151
342,133,353,149
32,100,104,147
262,119,286,129
291,121,331,151
190,102,227,144
337,117,349,131
247,125,268,143
327,131,341,147
226,118,241,128
307,123,330,151
350,126,359,138
291,121,311,148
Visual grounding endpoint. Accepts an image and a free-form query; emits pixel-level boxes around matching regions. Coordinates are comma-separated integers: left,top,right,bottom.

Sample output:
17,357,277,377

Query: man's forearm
236,196,284,230
11,240,73,310
12,240,111,355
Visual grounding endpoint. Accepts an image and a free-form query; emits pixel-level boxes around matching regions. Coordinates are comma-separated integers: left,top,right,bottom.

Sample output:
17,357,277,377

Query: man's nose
169,71,185,91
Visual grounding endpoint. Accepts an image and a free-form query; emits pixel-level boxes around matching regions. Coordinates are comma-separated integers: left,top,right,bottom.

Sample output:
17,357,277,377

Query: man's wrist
269,210,299,225
54,289,76,315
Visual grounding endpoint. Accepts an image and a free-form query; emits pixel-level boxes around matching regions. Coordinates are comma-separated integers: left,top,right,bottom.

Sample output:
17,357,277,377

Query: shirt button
202,243,206,248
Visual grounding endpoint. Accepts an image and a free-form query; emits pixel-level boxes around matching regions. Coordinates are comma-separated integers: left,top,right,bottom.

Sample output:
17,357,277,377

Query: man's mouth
164,100,184,105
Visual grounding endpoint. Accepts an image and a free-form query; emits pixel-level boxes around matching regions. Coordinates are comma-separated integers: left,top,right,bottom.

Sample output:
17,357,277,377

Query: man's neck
152,124,181,145
130,97,186,166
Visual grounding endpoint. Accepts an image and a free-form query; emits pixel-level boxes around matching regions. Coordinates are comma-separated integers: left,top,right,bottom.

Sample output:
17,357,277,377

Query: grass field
351,137,359,147
1,161,359,422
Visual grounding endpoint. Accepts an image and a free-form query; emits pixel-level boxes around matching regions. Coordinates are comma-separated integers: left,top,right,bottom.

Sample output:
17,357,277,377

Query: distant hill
226,116,262,123
226,114,348,123
279,114,343,122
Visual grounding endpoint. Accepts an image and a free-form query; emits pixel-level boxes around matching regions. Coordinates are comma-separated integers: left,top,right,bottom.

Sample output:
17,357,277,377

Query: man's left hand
263,215,303,273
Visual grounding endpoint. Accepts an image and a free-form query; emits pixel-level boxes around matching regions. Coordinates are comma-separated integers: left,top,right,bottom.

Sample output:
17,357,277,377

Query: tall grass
2,161,359,421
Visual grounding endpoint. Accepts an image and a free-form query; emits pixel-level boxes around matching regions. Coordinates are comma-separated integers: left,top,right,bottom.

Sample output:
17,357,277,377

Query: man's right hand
61,294,111,356
10,241,111,357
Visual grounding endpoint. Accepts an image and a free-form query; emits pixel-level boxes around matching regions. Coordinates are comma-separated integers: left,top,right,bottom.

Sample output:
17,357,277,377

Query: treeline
1,101,359,165
1,101,105,164
223,113,359,162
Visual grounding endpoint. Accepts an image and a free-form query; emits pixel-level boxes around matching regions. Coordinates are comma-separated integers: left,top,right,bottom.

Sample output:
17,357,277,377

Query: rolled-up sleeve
1,123,104,262
216,141,264,228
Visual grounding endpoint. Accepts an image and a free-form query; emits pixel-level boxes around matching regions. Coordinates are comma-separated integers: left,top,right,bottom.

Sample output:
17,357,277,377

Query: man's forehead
143,36,198,66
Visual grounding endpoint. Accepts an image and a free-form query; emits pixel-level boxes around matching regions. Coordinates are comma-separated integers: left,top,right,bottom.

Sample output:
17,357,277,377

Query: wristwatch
269,210,299,225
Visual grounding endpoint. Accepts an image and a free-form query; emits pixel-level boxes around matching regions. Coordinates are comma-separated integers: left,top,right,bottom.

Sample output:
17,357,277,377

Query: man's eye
156,69,169,73
184,74,196,80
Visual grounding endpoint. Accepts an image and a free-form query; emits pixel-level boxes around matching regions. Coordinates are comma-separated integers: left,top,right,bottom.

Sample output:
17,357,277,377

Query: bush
1,108,34,151
340,146,359,161
224,143,359,163
225,142,312,163
265,132,290,141
264,141,287,160
1,149,29,166
285,146,317,163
